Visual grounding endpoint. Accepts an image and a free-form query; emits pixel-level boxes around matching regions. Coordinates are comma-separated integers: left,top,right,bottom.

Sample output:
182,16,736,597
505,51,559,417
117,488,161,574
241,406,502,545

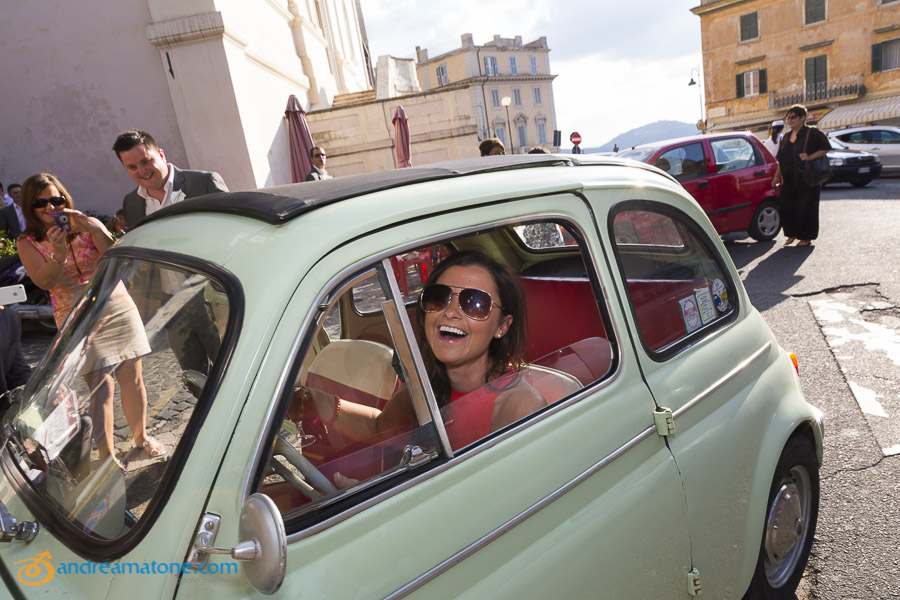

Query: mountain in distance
569,120,700,154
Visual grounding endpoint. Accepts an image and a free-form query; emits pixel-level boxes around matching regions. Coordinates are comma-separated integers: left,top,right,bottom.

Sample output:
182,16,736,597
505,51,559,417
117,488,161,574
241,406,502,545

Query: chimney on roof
461,33,474,47
415,45,428,62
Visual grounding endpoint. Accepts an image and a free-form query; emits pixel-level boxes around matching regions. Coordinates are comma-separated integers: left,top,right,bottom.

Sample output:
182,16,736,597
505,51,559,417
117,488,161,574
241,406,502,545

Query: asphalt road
725,176,900,600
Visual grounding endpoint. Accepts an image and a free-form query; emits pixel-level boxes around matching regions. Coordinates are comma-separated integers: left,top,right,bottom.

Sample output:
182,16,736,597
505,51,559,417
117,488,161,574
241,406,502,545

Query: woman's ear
495,314,513,338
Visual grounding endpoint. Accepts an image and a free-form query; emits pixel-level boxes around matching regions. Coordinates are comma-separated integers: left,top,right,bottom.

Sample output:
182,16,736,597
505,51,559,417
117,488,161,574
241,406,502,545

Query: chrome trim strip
384,423,658,600
381,258,453,457
671,341,772,420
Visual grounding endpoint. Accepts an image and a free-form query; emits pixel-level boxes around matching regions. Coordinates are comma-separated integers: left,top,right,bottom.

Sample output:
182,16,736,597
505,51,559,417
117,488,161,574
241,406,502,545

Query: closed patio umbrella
392,105,412,168
285,95,315,182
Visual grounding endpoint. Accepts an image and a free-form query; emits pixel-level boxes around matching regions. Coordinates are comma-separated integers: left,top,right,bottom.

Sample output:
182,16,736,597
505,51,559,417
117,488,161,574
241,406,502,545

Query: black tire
744,436,819,599
850,180,872,188
747,199,781,241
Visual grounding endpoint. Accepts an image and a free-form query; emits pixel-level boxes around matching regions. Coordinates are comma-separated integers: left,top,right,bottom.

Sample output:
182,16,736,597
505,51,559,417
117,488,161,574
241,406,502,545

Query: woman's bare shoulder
492,379,547,429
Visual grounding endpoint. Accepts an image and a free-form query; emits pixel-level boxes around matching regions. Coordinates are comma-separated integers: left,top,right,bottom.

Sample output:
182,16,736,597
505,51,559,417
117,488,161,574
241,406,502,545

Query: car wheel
745,436,819,599
851,180,871,188
747,200,781,241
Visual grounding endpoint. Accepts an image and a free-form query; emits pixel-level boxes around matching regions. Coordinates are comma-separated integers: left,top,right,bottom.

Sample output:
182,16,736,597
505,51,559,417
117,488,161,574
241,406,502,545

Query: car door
707,137,772,233
869,129,900,170
654,141,717,223
600,196,787,597
185,194,694,599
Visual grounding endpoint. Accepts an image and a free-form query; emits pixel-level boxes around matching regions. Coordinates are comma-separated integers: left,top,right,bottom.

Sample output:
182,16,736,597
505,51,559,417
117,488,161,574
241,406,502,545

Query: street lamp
501,95,514,153
688,67,705,130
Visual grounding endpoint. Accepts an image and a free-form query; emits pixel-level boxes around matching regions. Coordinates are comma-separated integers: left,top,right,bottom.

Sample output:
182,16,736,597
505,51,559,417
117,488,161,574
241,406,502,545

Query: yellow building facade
692,0,900,134
416,34,559,153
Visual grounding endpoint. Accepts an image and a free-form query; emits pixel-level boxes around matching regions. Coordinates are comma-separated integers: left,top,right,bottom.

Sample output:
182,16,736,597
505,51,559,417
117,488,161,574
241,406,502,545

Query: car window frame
607,199,739,362
0,246,245,562
246,204,622,538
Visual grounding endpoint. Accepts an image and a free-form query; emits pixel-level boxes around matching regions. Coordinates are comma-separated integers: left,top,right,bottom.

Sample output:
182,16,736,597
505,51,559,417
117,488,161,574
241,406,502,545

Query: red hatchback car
618,132,781,241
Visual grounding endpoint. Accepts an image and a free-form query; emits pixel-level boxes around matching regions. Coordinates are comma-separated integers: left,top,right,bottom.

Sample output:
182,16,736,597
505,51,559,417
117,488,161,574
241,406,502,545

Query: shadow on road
726,241,815,312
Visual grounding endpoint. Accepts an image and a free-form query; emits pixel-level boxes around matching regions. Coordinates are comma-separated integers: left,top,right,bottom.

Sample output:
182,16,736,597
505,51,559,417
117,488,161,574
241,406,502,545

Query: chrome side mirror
192,494,286,595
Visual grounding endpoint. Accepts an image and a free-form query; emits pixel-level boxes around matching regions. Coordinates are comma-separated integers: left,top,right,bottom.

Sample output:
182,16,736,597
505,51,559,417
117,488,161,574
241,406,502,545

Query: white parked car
827,125,900,174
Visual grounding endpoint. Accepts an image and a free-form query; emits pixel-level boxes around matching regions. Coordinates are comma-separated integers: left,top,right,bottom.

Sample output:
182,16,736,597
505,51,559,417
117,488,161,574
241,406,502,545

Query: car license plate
858,167,870,173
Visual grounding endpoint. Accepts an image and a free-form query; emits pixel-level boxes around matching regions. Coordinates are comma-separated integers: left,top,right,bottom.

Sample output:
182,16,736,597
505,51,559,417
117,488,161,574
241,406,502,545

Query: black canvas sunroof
138,155,574,227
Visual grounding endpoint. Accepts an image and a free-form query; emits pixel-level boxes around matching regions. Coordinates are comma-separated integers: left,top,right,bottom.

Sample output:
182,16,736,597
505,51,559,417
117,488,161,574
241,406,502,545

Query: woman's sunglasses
32,196,67,209
420,283,504,321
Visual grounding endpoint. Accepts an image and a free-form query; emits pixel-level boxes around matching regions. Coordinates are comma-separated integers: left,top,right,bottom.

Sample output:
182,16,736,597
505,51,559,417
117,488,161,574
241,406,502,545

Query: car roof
619,131,757,153
139,155,578,227
829,125,900,135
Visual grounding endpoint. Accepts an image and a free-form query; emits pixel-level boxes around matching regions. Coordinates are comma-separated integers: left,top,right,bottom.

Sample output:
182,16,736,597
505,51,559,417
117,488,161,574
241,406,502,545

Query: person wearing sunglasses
295,250,545,462
18,172,163,469
305,146,332,181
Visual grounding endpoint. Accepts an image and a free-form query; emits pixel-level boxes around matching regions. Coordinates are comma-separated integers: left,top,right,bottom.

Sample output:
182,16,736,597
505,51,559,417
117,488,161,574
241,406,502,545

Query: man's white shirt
137,163,186,216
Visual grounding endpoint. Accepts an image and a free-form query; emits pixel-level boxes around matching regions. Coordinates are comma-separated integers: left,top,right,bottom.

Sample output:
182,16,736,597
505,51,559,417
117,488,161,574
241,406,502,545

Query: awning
706,110,786,132
707,108,830,131
817,95,900,130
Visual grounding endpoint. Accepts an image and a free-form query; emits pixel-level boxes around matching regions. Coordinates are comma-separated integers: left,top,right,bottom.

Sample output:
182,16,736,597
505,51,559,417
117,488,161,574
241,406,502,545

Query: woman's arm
17,231,68,290
68,210,114,255
297,385,416,442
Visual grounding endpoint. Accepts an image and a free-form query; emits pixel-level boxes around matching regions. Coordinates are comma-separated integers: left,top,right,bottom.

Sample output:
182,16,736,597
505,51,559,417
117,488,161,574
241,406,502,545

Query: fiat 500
0,155,822,599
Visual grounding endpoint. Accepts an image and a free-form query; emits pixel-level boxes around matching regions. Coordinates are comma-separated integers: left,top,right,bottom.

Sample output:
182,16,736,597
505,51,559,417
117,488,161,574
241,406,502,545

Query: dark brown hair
416,250,528,405
21,173,75,242
113,129,159,162
786,104,808,120
479,138,505,156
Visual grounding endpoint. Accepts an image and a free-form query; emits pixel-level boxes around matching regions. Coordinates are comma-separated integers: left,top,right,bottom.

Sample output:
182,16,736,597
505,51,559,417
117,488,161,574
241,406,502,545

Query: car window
255,219,616,528
610,203,737,356
872,130,900,143
654,142,707,183
710,137,759,173
7,256,235,543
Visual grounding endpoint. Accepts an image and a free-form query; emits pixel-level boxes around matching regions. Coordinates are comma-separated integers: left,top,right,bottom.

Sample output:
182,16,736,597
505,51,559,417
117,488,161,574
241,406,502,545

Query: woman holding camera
18,173,163,469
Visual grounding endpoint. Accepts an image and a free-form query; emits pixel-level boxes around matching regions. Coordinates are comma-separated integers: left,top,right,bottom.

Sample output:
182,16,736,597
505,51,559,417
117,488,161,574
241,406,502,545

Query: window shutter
759,68,767,94
873,43,883,73
736,73,745,99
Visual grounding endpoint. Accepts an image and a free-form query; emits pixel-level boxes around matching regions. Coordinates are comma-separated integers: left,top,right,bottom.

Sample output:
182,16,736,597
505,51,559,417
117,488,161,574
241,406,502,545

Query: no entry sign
570,132,582,146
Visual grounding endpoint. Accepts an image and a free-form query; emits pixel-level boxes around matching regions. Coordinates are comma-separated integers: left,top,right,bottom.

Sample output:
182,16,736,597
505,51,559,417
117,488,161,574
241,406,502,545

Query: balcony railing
769,75,863,108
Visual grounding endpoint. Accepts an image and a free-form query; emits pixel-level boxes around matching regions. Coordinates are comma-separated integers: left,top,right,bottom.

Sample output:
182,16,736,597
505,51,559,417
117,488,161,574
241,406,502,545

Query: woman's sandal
133,436,167,458
796,240,812,247
783,237,797,246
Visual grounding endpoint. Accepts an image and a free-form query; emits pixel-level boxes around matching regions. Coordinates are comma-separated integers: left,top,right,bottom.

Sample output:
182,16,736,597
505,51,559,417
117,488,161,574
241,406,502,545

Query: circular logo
683,296,701,330
712,279,730,312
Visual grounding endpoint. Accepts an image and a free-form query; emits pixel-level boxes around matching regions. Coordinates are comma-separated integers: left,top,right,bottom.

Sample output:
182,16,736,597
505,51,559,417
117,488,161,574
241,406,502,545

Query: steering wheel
271,433,338,498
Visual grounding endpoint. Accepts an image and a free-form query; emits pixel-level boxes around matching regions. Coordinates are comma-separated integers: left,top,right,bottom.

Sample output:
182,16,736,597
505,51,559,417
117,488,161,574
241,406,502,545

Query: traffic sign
570,132,582,146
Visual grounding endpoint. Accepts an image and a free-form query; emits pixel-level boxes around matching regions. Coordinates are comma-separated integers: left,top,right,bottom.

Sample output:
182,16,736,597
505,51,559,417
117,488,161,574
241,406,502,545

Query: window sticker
711,279,730,313
680,295,702,333
694,286,717,325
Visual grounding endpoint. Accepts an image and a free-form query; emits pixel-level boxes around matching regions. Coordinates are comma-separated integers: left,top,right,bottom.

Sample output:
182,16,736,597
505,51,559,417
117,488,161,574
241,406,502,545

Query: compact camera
53,211,71,231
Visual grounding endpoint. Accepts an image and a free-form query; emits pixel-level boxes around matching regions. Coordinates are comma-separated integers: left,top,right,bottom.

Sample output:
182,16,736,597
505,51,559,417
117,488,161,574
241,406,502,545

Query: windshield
829,138,848,150
5,255,234,541
616,147,656,163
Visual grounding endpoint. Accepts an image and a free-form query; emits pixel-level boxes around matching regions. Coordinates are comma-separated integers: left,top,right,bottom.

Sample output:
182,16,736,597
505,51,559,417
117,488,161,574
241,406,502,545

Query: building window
513,87,523,107
537,120,548,145
436,64,448,86
517,122,528,147
735,68,767,98
740,12,758,42
873,38,900,72
510,56,518,75
490,88,501,109
805,0,825,24
533,86,543,106
530,55,538,75
805,55,828,100
484,55,498,76
494,123,507,146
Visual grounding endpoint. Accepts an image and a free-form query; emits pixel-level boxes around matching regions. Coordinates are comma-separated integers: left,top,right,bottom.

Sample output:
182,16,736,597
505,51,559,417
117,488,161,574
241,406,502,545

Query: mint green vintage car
0,156,822,598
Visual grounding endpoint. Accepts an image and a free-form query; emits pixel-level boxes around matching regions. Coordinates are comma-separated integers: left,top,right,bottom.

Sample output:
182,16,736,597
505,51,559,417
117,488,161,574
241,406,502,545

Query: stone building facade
692,0,900,134
415,34,559,153
0,0,371,214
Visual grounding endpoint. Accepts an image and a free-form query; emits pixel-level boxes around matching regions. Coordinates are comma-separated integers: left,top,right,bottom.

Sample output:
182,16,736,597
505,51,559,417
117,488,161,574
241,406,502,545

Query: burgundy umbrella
285,95,315,182
392,105,412,168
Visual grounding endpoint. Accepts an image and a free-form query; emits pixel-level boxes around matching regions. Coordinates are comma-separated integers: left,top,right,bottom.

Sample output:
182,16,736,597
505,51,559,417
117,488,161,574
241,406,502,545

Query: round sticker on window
712,279,730,313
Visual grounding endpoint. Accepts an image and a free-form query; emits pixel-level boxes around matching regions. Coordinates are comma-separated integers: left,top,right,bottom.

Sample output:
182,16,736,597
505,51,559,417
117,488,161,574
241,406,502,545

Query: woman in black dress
771,104,831,247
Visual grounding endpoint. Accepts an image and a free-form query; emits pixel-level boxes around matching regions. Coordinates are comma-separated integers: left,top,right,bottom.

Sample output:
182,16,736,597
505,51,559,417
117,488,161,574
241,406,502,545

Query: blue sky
363,0,704,147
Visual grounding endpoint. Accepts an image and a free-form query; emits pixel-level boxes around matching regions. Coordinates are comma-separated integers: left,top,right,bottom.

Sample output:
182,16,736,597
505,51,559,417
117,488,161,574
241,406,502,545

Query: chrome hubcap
764,465,811,587
757,206,780,236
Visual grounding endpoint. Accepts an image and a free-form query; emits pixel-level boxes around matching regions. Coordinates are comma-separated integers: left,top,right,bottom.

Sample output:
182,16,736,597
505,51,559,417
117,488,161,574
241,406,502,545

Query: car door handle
754,169,766,177
697,181,709,189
